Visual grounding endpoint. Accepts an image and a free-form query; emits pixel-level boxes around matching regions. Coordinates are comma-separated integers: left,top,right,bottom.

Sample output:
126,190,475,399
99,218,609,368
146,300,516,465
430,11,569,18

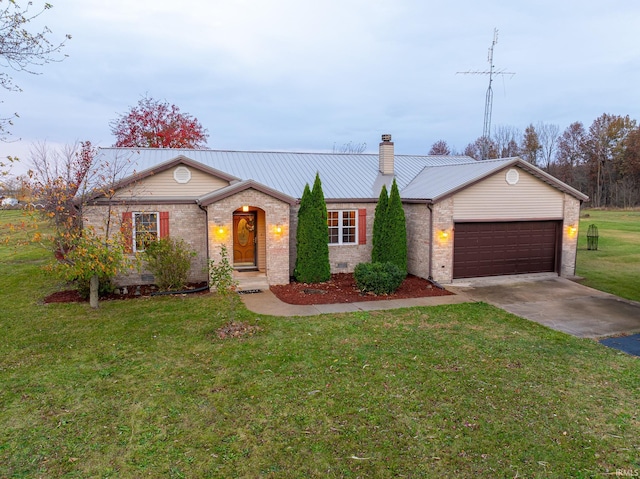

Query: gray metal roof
96,148,588,202
401,157,589,201
402,158,517,200
96,148,475,200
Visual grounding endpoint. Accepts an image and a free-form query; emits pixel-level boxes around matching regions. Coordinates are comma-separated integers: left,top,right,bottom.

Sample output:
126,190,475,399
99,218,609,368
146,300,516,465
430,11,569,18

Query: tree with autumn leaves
24,141,137,307
110,95,209,148
455,113,640,207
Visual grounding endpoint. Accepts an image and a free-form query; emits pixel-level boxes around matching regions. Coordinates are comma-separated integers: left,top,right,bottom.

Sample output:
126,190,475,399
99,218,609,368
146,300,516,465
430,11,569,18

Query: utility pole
457,29,515,160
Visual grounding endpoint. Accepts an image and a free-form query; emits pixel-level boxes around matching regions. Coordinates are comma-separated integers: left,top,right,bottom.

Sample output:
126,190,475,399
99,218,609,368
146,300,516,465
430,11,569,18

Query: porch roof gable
197,179,297,206
401,157,589,202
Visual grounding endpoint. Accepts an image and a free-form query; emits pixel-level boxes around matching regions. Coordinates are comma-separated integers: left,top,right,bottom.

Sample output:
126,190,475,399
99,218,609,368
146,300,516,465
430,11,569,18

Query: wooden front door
233,213,257,268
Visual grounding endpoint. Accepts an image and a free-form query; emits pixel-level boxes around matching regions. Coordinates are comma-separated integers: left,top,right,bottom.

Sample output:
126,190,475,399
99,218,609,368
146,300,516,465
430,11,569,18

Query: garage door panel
453,221,560,279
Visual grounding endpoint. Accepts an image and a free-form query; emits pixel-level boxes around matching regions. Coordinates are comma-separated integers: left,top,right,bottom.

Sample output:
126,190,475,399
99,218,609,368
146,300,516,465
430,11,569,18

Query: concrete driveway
449,274,640,339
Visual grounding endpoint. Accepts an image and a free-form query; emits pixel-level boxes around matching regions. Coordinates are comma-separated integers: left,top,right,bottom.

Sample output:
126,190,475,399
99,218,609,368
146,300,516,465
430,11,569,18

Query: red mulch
43,275,453,306
43,282,209,304
270,273,453,305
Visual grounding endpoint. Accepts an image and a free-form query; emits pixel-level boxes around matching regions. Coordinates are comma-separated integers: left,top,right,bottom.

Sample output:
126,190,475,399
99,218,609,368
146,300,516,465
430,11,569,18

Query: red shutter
358,209,367,245
159,211,170,238
121,212,133,253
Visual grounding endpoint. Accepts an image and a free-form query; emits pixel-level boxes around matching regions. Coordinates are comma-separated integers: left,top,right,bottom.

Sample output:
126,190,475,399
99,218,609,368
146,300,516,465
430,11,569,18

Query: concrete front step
233,272,269,292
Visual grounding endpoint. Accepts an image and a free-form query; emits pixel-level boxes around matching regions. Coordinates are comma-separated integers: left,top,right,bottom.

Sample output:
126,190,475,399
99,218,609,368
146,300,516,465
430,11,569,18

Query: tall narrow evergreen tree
294,173,330,283
293,184,312,281
309,172,331,281
371,184,389,263
384,179,407,274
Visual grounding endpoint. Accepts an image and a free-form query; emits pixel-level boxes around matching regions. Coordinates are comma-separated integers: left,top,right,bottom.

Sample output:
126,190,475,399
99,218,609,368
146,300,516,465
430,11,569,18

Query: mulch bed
43,274,453,306
43,282,209,304
270,273,453,305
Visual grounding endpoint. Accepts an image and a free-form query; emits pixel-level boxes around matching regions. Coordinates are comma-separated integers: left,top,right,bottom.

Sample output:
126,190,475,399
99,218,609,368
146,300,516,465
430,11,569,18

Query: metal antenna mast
457,29,515,160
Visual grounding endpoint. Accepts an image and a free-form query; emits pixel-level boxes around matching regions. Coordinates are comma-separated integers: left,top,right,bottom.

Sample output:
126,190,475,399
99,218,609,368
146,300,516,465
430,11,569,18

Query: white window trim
133,211,160,252
328,210,358,246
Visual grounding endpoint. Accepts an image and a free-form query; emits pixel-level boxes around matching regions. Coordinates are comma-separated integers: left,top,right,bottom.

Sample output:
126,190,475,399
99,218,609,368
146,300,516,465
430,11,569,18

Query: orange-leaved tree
110,95,209,148
44,226,136,308
26,141,137,307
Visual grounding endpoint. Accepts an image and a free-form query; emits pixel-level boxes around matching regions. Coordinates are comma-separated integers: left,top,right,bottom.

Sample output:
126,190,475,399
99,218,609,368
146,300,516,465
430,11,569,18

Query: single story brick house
83,135,588,289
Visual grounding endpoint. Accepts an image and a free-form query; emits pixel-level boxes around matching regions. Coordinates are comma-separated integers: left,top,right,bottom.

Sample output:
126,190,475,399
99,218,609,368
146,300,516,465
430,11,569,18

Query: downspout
574,199,584,277
197,200,210,286
427,202,434,281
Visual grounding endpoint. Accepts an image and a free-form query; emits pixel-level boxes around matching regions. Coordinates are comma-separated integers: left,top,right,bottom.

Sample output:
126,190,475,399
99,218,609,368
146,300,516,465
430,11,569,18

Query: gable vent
505,168,519,185
174,166,192,184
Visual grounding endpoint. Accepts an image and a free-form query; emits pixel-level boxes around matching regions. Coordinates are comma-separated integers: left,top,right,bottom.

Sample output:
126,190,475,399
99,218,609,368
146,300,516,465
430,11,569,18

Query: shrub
371,179,407,275
294,173,330,283
144,237,196,291
208,244,237,294
208,244,241,321
384,179,407,274
371,184,389,264
354,262,405,295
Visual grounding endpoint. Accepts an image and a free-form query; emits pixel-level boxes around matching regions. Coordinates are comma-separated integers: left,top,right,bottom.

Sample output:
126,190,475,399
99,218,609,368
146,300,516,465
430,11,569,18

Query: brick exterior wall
429,194,583,283
405,203,431,280
561,194,582,277
289,202,376,276
207,189,291,285
82,203,208,286
82,180,583,289
430,198,455,284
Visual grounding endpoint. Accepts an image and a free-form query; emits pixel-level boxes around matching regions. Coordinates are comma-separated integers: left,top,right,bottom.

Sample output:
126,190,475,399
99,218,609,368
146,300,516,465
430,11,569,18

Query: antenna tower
457,29,515,160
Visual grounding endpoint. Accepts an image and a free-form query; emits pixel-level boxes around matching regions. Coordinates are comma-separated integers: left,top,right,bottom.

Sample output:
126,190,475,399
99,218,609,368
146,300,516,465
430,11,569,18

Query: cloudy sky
2,0,639,173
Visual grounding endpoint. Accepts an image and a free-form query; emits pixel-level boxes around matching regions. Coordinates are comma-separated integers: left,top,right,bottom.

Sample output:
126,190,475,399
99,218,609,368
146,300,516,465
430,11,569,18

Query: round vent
173,166,191,184
505,168,520,185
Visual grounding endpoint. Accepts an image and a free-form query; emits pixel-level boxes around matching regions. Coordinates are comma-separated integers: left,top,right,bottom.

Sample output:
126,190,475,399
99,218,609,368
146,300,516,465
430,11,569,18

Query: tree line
429,113,640,208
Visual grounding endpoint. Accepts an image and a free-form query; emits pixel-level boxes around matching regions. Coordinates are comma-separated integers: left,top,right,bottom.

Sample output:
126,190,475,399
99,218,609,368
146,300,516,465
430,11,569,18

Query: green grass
1,210,639,478
577,209,640,302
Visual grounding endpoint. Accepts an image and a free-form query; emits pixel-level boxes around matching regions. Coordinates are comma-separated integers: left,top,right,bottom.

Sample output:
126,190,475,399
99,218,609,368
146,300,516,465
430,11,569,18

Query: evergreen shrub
294,173,330,283
354,262,405,295
385,179,407,274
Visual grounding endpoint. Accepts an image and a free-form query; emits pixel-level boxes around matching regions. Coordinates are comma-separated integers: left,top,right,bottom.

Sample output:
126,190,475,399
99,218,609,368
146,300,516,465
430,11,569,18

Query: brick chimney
379,134,394,175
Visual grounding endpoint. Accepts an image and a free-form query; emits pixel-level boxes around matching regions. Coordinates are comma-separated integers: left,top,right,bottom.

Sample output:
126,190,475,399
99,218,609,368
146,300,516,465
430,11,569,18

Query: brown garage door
453,221,561,279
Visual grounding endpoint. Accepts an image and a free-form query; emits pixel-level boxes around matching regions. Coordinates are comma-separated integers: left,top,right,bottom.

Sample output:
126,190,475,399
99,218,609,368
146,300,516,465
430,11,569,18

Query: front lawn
577,209,640,302
1,210,639,478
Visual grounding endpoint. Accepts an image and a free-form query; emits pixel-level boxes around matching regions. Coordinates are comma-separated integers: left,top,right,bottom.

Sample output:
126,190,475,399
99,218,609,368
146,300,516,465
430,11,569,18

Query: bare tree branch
0,1,70,139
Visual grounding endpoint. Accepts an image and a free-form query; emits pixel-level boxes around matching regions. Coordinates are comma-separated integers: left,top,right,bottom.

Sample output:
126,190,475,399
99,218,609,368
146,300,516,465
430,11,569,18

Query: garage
453,221,561,279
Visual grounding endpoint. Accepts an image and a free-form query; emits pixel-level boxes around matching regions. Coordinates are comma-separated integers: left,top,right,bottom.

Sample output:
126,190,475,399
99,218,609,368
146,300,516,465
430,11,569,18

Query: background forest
3,112,640,209
430,113,640,208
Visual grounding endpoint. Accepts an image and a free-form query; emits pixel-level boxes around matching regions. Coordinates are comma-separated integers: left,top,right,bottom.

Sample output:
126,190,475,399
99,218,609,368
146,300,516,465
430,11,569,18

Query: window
121,211,169,254
134,212,159,252
328,210,357,245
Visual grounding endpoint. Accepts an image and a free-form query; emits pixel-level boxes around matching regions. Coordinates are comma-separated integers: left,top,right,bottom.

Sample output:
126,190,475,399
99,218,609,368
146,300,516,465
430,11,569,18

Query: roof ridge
97,146,475,160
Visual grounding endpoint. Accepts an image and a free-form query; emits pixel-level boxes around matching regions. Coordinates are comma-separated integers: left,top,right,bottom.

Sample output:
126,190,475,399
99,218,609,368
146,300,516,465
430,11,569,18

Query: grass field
1,210,639,478
577,209,640,302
